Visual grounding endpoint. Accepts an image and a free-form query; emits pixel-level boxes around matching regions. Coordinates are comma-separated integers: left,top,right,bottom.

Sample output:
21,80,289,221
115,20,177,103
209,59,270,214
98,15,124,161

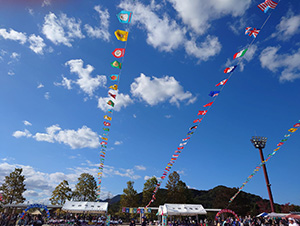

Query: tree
73,173,97,201
120,181,139,207
142,177,158,206
0,168,26,204
49,180,72,205
120,181,139,221
166,171,189,203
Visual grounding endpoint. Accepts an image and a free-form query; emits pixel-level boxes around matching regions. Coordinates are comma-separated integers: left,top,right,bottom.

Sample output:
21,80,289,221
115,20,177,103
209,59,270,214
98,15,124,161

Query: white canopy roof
158,204,207,216
62,201,108,213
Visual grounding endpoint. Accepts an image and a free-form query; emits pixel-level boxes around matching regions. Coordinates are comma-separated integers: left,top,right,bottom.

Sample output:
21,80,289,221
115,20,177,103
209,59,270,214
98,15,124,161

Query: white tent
62,201,108,213
158,204,207,216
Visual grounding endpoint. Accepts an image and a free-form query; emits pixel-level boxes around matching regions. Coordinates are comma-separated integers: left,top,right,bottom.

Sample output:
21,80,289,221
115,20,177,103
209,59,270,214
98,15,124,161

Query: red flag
100,154,105,158
294,123,300,128
177,147,184,150
203,102,213,107
103,121,111,126
100,141,107,145
182,137,190,141
215,79,228,87
112,48,125,58
277,142,284,146
198,110,207,116
108,92,116,99
193,118,202,123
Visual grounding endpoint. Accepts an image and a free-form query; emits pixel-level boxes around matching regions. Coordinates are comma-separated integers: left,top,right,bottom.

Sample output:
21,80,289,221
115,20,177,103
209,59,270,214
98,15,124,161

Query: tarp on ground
158,204,207,216
62,201,108,213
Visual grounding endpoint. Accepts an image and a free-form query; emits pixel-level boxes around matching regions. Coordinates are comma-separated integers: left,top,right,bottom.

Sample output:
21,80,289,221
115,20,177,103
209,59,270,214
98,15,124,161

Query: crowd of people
0,212,299,226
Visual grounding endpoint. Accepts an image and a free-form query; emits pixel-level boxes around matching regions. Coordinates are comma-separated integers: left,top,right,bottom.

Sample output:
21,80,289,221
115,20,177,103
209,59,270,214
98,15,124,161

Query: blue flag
209,91,220,97
117,11,132,23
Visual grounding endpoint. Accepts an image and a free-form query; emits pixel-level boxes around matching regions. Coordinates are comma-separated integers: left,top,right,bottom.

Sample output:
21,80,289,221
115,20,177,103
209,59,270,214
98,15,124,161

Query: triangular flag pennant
224,66,237,74
203,102,213,107
233,49,248,59
216,79,228,87
108,92,117,99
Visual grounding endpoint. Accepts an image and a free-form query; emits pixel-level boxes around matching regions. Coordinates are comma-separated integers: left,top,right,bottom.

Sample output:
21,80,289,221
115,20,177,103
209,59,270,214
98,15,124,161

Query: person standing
288,218,299,226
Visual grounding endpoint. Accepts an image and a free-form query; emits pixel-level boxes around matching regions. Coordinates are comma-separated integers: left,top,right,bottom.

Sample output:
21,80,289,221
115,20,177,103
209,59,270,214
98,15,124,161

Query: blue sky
0,0,300,206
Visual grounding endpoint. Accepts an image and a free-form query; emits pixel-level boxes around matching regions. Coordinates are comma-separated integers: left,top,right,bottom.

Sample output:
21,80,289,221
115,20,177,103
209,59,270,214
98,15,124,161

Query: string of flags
96,10,132,199
228,120,300,204
146,0,281,208
122,207,152,213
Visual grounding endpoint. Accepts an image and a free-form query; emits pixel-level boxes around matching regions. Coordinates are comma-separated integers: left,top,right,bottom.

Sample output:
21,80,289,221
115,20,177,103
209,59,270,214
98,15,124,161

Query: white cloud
98,91,133,112
272,12,300,40
0,28,27,44
28,34,46,54
135,165,146,171
12,129,32,138
37,83,44,89
119,1,185,52
118,1,222,61
8,70,15,76
144,175,159,181
42,0,51,7
130,73,196,106
32,124,100,149
114,141,123,145
167,0,252,34
260,46,300,82
54,76,72,90
84,5,110,41
10,52,20,59
44,92,50,100
28,8,34,16
65,59,106,96
23,120,32,126
165,115,172,119
42,12,84,47
184,35,222,62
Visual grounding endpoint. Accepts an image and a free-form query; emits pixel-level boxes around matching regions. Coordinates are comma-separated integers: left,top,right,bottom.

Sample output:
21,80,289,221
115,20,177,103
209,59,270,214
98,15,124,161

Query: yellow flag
109,84,118,90
288,128,298,133
101,137,108,141
274,147,280,152
114,30,128,42
104,115,112,121
129,208,133,213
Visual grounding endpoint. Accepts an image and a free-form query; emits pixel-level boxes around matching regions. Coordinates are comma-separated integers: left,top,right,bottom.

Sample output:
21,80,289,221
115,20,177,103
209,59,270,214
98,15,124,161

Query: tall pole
250,136,275,213
258,148,275,213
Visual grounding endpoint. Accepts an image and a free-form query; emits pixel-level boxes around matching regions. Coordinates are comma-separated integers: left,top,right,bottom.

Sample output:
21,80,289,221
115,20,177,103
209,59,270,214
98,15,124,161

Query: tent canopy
62,201,108,213
158,204,207,216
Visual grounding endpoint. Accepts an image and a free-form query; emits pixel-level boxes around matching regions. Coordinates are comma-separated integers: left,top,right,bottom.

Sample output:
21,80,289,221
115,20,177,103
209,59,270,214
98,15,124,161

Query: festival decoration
112,48,125,58
111,60,122,69
215,209,239,221
114,30,129,42
258,0,278,13
145,0,283,208
110,74,119,81
228,119,300,204
97,10,132,199
215,79,228,87
209,91,220,97
117,11,132,24
224,66,237,74
19,204,50,219
245,27,260,38
233,49,248,59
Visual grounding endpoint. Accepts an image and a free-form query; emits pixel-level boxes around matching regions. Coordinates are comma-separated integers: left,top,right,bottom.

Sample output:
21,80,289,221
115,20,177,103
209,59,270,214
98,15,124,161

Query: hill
105,185,300,217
